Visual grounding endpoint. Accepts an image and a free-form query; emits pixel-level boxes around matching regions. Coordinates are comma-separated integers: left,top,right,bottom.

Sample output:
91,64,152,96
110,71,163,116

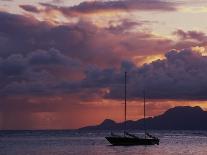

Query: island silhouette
79,106,207,130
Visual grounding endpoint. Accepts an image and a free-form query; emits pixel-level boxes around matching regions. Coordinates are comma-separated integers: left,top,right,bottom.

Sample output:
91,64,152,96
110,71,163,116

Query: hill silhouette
79,106,207,130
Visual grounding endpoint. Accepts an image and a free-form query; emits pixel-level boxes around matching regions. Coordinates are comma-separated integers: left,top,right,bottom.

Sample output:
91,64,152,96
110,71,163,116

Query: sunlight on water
0,131,207,155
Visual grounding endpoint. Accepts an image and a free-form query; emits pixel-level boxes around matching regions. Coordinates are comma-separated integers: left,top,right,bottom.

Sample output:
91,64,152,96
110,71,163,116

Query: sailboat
105,72,159,146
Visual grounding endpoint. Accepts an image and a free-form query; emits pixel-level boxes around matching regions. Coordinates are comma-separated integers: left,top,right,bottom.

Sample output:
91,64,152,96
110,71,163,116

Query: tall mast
124,72,127,136
144,90,146,139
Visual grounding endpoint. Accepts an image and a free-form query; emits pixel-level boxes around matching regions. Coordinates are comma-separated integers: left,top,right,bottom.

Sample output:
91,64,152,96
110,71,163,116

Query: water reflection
0,131,207,155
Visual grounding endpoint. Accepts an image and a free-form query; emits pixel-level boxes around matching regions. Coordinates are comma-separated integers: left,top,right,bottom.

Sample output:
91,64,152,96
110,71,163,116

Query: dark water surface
0,130,207,155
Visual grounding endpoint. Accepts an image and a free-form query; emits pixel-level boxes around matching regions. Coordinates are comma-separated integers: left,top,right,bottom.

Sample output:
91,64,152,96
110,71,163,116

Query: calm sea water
0,130,207,155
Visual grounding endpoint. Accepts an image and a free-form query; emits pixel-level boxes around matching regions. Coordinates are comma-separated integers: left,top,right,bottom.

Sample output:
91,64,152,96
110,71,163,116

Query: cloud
2,11,206,99
0,48,81,97
0,11,175,68
82,48,207,100
174,29,207,42
0,11,116,66
19,0,178,17
19,5,41,13
38,0,177,17
1,11,207,101
106,19,142,33
0,54,27,76
50,0,64,4
28,48,79,66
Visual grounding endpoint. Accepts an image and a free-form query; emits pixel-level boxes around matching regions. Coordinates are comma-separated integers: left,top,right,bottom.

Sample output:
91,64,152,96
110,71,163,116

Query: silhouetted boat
105,72,159,146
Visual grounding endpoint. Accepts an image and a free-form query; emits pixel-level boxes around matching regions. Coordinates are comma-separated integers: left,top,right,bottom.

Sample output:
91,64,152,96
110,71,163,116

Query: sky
1,0,207,129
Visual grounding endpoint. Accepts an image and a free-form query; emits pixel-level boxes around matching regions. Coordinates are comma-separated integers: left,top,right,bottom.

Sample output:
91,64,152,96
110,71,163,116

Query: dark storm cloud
38,0,177,16
0,11,206,101
0,11,121,98
28,48,79,66
0,54,27,76
0,11,51,57
0,48,78,74
0,11,175,68
0,11,119,66
0,48,81,97
83,49,207,100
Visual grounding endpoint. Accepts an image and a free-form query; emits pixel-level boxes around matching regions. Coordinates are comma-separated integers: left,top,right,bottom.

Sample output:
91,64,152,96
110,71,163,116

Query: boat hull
105,137,159,146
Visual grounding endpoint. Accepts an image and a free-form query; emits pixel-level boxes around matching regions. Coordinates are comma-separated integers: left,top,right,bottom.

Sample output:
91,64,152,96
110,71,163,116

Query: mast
124,72,127,136
144,90,146,139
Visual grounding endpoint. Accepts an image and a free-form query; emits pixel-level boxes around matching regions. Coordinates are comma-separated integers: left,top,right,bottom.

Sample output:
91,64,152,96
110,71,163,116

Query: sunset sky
1,0,207,129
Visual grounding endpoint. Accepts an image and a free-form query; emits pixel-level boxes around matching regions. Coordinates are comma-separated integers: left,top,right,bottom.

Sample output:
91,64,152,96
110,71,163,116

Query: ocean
0,130,207,155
